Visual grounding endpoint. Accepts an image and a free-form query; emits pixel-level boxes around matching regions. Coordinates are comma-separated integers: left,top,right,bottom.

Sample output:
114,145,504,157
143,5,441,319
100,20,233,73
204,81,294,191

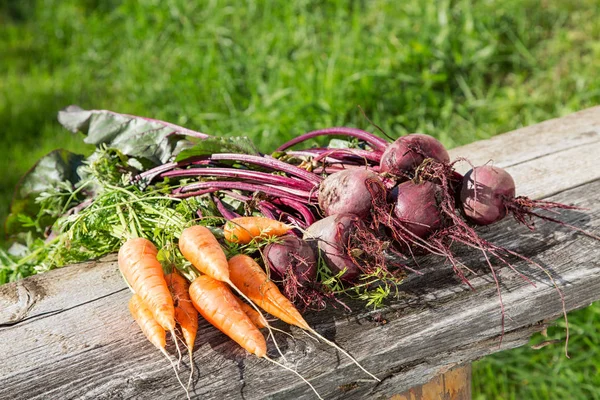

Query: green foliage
3,0,600,235
175,136,261,161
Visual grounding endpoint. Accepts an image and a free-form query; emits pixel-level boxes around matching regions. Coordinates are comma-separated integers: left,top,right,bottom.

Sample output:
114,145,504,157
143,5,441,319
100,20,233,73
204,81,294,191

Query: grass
1,0,599,398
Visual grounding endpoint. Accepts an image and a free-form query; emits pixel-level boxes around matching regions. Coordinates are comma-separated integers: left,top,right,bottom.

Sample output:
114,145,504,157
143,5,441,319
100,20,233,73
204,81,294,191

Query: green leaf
58,105,207,165
5,149,85,241
175,136,261,162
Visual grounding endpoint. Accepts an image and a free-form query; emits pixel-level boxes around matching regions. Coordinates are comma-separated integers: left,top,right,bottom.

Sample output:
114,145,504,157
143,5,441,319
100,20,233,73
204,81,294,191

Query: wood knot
0,281,40,326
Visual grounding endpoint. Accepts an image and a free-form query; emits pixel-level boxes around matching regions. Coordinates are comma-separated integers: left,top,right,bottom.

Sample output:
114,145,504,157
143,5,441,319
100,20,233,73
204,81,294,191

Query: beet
304,214,362,281
264,235,317,284
318,169,384,218
379,134,450,177
393,181,443,238
460,165,516,225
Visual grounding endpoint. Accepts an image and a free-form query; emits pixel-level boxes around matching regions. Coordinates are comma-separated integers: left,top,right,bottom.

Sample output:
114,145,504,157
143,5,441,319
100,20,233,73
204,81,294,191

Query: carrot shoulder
189,275,267,358
129,294,167,350
179,225,230,282
224,216,291,244
119,238,175,331
228,254,309,330
166,272,199,353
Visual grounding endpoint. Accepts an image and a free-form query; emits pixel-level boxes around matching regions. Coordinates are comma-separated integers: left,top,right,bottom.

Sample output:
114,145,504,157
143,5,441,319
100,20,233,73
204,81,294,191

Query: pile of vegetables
2,106,597,396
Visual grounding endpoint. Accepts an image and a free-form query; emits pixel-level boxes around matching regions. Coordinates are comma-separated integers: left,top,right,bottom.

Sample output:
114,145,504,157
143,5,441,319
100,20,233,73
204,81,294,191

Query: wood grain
391,365,471,400
1,107,600,399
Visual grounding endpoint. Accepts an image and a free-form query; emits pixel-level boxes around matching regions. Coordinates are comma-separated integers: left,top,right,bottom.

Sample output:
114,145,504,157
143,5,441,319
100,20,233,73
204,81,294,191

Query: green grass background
1,1,599,398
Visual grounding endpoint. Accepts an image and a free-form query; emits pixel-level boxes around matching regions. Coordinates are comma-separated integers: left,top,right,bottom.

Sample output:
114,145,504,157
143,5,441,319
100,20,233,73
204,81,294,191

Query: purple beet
393,181,443,238
318,169,384,218
264,235,317,284
380,134,450,177
304,213,362,282
460,165,515,225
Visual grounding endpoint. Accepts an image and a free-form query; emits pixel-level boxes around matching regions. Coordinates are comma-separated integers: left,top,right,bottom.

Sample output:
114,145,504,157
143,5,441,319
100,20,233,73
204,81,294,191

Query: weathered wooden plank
1,108,599,399
449,105,600,173
450,134,600,200
391,365,471,400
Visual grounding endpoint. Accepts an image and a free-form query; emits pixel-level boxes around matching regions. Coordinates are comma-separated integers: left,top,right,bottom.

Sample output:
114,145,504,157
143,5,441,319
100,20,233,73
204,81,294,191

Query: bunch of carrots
119,216,378,399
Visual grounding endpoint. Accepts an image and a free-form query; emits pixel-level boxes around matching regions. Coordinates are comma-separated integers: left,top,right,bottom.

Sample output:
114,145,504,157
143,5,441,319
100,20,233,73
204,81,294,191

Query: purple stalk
283,150,347,164
282,213,307,228
136,159,211,182
264,184,317,199
216,190,307,229
312,164,380,174
173,181,313,201
136,162,178,181
209,153,322,186
257,202,281,221
276,127,389,153
313,148,382,163
212,195,241,220
161,167,314,191
220,190,251,202
274,198,317,226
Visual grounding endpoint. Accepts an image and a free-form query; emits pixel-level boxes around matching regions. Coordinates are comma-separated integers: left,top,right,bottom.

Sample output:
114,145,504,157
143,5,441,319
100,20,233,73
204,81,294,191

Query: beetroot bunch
138,124,589,314
267,127,593,318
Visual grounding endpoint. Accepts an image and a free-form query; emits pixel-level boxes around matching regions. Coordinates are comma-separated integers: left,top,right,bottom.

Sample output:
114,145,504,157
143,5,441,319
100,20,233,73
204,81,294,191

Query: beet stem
161,168,314,191
276,127,389,153
209,153,322,186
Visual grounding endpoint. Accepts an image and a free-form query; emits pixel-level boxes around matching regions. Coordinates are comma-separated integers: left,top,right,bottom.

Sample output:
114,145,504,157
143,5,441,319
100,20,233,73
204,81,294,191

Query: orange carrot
119,238,175,331
179,226,230,282
228,254,380,382
179,225,287,361
234,296,268,329
189,275,267,357
166,272,199,353
228,254,309,329
224,216,291,244
190,275,323,398
129,294,167,350
129,293,191,399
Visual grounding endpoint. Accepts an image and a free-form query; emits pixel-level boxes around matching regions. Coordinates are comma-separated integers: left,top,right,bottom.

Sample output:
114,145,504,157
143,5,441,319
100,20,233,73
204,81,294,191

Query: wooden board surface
1,107,599,399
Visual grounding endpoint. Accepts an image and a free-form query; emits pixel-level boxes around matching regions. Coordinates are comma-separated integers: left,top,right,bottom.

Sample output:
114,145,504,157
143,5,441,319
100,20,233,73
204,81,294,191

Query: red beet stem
209,153,322,186
276,127,389,153
274,197,317,226
312,148,382,164
172,181,312,201
161,167,314,191
212,195,241,220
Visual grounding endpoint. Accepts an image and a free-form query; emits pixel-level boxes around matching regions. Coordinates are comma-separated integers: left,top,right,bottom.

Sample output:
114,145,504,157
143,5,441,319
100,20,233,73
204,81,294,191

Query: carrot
119,238,175,332
228,254,309,329
228,254,380,382
224,216,291,244
166,272,199,353
166,272,198,390
129,293,191,399
179,225,286,361
129,294,167,351
189,275,323,399
189,275,267,357
234,296,267,329
179,225,230,282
